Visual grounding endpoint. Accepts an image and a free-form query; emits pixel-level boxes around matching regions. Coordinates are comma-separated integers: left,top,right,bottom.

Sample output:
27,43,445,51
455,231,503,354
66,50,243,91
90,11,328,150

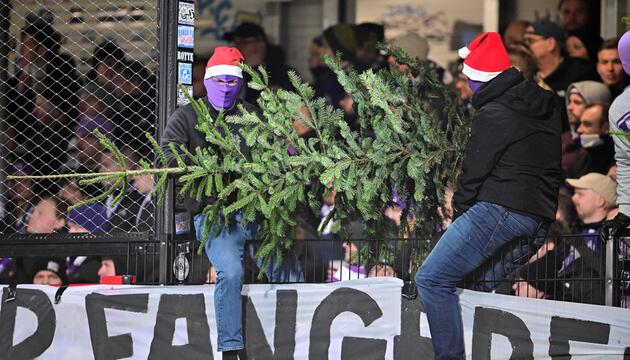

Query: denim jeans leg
415,202,539,359
471,226,546,292
194,213,253,352
260,251,305,283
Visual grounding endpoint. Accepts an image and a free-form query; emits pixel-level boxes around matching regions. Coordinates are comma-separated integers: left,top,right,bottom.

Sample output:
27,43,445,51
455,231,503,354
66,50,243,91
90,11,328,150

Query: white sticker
178,2,194,26
177,51,194,62
177,85,193,106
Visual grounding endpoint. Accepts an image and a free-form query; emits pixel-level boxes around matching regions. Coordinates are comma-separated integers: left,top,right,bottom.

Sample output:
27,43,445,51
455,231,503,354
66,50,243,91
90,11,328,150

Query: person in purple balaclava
602,32,630,242
160,47,260,359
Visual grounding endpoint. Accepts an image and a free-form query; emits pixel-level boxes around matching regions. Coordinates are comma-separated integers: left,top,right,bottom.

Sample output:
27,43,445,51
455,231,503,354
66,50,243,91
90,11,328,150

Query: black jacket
543,57,600,98
107,188,145,233
160,97,260,215
566,136,616,178
454,68,562,222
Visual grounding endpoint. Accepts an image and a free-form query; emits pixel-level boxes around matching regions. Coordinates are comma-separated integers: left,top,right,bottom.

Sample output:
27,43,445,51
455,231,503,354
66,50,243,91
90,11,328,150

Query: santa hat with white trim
204,46,245,79
458,32,510,82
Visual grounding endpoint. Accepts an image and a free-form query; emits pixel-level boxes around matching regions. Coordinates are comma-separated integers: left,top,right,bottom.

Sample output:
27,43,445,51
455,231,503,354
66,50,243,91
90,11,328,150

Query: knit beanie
323,23,357,62
32,257,69,285
390,32,429,61
565,81,612,107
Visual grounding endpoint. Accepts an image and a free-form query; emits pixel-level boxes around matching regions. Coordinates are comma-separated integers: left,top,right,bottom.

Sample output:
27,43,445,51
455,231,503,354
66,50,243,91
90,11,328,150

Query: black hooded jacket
453,68,562,222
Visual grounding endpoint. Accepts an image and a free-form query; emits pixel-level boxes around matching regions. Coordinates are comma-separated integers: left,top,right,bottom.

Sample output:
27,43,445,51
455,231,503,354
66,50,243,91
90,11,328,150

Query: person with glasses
524,20,599,99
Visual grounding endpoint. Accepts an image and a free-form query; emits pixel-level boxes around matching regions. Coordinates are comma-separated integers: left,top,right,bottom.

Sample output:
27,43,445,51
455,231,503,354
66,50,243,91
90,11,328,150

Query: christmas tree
8,46,472,276
164,45,472,274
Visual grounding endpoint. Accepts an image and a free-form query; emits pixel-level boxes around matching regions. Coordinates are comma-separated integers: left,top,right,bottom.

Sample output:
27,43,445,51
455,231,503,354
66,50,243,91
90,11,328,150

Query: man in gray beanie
566,81,612,136
562,81,611,176
602,31,630,237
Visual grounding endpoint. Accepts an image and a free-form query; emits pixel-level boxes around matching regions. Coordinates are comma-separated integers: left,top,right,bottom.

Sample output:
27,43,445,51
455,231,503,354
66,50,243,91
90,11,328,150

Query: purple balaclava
618,31,630,75
204,74,243,110
203,47,245,110
468,79,485,93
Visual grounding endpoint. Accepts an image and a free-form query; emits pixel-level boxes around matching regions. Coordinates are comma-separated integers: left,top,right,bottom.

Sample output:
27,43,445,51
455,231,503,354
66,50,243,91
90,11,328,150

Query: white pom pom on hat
458,46,471,59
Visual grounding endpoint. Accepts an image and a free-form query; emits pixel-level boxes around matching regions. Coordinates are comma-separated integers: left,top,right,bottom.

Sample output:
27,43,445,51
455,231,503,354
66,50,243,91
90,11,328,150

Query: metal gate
0,0,187,285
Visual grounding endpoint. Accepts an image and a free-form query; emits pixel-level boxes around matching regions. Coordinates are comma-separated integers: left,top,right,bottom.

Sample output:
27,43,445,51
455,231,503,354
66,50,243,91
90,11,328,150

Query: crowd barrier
1,230,628,308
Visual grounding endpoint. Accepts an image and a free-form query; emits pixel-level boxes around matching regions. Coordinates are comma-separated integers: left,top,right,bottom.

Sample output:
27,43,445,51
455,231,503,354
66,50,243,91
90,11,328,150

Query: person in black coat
414,33,561,359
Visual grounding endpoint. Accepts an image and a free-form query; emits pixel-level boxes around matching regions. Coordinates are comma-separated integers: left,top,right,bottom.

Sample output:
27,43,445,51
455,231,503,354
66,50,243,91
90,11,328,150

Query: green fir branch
9,48,472,280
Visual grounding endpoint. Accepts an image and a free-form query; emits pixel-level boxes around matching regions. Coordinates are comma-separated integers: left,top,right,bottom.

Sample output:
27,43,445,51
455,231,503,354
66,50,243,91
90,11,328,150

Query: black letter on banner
394,297,434,359
548,316,610,359
341,337,387,359
0,288,55,359
309,288,384,360
85,293,149,360
244,290,297,359
148,294,213,359
472,307,533,359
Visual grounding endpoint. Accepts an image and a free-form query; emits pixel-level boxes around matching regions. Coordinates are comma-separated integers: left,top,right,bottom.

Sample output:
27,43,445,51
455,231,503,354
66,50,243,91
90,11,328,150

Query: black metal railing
1,230,628,308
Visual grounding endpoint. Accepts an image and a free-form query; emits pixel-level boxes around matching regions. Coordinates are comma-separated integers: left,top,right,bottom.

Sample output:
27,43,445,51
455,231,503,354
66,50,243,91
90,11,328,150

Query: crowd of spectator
0,15,156,286
0,2,628,307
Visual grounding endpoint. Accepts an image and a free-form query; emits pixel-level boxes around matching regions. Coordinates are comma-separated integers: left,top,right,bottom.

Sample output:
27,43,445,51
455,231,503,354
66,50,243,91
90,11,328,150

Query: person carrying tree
160,47,258,359
414,32,562,359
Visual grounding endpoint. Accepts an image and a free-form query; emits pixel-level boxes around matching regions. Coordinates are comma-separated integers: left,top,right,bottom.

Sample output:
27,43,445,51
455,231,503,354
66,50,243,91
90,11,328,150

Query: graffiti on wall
379,4,450,41
378,3,482,51
198,0,233,41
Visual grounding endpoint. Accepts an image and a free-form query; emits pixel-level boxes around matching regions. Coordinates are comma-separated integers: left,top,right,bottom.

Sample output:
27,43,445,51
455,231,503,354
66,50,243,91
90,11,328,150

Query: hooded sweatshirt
454,68,562,222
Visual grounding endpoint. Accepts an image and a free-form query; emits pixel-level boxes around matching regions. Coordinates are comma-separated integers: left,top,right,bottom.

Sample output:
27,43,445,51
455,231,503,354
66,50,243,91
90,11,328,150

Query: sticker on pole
177,85,193,106
178,62,193,85
177,51,194,62
178,2,194,26
177,25,194,49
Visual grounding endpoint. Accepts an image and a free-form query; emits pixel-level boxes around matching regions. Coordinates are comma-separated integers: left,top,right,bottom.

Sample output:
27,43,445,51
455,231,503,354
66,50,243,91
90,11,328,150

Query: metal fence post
0,1,10,217
156,0,179,285
605,229,615,306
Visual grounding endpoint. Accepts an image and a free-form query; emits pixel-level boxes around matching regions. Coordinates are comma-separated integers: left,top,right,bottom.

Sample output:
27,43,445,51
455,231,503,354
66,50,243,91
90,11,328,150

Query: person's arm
453,104,513,212
602,105,630,238
612,123,630,217
158,108,192,167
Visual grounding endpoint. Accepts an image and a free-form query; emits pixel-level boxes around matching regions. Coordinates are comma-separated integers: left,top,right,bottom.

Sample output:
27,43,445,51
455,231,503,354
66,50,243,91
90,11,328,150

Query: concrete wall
282,0,325,83
354,0,485,69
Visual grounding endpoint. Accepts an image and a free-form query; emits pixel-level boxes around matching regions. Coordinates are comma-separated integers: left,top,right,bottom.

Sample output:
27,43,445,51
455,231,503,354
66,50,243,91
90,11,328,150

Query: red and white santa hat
204,46,245,79
458,32,510,82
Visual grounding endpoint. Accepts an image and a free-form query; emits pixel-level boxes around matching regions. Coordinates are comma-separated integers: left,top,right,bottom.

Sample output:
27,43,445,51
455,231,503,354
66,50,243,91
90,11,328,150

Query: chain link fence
0,1,158,233
0,0,159,285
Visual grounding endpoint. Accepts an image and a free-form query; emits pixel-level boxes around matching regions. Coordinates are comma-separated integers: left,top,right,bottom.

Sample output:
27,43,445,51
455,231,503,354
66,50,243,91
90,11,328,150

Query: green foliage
170,45,471,277
8,45,471,280
611,131,630,139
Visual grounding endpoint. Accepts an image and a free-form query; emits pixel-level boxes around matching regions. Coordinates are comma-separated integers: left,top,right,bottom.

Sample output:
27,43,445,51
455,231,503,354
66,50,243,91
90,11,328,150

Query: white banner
1,278,629,359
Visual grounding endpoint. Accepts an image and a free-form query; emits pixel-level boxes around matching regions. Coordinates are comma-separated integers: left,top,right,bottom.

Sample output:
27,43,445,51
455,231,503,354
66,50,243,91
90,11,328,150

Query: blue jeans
249,245,305,283
194,212,256,352
415,202,541,359
469,230,545,292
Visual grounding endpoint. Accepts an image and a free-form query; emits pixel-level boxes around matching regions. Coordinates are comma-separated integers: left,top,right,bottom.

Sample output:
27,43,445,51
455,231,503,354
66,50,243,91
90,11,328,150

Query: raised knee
415,265,441,288
217,265,244,284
